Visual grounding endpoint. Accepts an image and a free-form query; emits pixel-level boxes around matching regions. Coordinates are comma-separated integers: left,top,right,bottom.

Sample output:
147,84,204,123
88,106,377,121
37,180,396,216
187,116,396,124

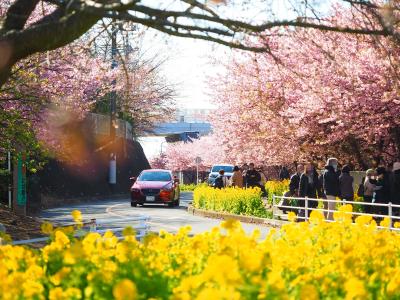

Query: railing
272,195,400,230
10,215,150,246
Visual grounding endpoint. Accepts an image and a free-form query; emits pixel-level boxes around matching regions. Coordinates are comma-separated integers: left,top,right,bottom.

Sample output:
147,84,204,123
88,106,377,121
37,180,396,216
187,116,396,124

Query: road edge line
187,205,286,228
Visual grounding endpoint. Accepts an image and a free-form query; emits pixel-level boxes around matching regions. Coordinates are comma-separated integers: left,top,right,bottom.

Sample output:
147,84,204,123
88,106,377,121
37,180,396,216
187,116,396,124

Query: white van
207,164,234,185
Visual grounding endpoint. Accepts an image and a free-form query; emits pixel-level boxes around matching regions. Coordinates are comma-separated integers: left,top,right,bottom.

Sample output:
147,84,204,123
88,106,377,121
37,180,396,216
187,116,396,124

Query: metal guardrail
10,215,150,246
272,195,400,230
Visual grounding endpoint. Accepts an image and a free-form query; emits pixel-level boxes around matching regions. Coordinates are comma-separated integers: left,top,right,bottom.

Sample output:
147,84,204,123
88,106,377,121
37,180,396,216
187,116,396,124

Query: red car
130,169,180,207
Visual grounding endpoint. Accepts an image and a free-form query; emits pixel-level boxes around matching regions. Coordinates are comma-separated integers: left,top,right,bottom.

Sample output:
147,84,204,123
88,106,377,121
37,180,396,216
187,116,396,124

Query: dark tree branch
0,0,399,89
1,0,39,32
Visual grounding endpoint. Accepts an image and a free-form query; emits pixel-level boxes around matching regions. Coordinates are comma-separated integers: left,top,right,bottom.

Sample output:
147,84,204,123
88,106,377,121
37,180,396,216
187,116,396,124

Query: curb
38,193,129,210
187,205,287,228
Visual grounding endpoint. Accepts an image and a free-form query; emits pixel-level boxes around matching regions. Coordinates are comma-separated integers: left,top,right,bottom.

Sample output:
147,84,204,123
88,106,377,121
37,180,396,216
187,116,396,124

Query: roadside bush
179,183,206,192
265,179,289,204
193,186,271,218
2,208,400,299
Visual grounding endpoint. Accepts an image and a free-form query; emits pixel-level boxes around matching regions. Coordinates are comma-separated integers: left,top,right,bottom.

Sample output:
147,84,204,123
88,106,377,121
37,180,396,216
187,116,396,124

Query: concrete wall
27,115,150,211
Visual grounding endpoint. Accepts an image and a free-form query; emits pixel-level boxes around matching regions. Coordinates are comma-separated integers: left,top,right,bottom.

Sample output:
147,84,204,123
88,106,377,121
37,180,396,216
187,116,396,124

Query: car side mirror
130,176,137,182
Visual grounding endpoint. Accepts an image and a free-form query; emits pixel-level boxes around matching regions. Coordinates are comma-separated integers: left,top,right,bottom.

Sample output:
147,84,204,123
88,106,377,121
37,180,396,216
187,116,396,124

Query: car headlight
161,184,173,192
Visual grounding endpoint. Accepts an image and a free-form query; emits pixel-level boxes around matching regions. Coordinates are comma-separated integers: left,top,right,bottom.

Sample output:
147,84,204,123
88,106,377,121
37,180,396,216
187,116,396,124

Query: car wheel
131,202,137,207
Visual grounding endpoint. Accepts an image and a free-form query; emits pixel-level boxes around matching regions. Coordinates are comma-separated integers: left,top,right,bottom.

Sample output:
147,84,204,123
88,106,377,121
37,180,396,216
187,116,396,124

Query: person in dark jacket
339,165,354,201
241,163,249,187
298,163,320,218
322,158,340,220
245,163,261,188
279,166,290,180
213,170,229,189
373,167,391,217
289,164,303,196
391,162,400,215
278,164,303,214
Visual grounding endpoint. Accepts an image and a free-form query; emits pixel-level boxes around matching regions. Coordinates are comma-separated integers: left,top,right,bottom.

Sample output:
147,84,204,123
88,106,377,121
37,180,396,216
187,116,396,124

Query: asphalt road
40,192,271,237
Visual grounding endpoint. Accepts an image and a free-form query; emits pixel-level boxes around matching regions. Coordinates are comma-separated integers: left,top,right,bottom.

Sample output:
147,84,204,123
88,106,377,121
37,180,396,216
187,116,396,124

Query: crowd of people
281,158,400,220
212,158,400,220
213,163,267,195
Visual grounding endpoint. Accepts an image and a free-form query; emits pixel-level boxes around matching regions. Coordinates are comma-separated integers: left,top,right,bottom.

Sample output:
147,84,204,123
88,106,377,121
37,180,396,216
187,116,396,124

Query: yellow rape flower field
1,206,400,299
193,186,271,218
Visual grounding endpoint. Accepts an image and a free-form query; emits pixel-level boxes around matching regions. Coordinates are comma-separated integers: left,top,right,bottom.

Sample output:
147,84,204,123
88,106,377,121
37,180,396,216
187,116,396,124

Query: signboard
195,156,202,164
16,155,27,206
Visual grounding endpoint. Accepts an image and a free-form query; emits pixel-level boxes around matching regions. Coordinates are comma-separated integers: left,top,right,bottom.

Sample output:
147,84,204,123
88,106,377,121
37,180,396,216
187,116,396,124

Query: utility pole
109,19,118,187
7,151,11,208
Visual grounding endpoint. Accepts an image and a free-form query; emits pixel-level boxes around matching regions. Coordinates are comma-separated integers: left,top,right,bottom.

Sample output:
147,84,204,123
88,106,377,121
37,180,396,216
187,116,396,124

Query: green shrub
265,180,290,204
193,186,272,218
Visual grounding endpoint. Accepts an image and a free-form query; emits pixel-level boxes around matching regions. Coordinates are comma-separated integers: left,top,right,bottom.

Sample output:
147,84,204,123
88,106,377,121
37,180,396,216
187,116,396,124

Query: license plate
146,196,155,202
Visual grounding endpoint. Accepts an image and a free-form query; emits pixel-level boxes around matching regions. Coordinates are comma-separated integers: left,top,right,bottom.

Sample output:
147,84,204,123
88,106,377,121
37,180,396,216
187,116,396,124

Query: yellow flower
300,284,319,300
288,211,297,222
71,210,82,224
49,287,64,300
345,278,367,299
221,219,240,230
23,281,44,298
113,279,137,300
41,221,53,234
55,230,70,247
309,210,324,224
380,217,391,228
122,226,136,236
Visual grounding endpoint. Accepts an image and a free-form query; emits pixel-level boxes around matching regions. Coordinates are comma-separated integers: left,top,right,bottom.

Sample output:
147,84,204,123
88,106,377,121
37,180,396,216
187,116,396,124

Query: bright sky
137,0,328,159
140,29,226,110
138,0,312,109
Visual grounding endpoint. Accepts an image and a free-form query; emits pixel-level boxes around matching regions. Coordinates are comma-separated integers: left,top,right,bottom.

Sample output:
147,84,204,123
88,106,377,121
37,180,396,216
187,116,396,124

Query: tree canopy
0,0,399,87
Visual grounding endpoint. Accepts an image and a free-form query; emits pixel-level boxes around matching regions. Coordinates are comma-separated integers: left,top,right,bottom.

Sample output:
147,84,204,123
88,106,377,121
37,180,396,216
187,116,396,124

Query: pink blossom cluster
163,7,400,170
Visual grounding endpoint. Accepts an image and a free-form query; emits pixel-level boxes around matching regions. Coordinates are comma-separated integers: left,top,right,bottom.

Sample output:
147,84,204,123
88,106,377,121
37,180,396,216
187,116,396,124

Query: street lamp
195,156,202,184
160,141,167,155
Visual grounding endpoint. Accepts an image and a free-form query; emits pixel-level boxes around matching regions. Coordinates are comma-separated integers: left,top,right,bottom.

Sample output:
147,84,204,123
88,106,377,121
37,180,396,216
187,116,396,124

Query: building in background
139,107,214,159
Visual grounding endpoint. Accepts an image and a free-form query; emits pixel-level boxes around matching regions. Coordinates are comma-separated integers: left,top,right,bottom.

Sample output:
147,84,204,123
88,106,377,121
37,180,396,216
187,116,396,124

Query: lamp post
195,156,202,184
160,141,166,155
109,19,118,186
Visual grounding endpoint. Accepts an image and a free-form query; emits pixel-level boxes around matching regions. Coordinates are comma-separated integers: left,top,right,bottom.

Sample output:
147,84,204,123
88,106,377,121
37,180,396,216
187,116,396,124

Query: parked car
207,164,234,185
130,169,180,207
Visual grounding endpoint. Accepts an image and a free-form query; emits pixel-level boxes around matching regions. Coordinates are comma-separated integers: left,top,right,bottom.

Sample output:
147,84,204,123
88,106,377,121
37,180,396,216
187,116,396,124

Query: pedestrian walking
242,163,249,187
363,169,377,215
278,164,303,214
279,166,290,180
231,166,244,188
288,164,303,196
339,165,354,201
245,163,261,188
322,158,340,221
298,163,320,218
373,167,391,217
257,166,267,196
213,169,229,189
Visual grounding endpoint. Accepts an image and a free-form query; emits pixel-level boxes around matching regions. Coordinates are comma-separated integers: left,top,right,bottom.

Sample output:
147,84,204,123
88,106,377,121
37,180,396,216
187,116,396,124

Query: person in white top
363,169,376,215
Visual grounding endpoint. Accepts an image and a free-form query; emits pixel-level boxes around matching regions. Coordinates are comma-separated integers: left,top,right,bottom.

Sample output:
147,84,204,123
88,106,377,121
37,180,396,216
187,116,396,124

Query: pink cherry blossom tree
172,7,400,169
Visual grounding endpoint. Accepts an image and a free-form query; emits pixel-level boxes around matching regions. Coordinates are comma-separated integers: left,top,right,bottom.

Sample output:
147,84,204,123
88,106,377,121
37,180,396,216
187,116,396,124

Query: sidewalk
0,205,44,241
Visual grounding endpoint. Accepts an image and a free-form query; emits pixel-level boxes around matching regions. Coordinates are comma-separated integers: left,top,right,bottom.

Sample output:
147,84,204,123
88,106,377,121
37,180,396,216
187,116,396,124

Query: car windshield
138,171,172,182
211,165,234,173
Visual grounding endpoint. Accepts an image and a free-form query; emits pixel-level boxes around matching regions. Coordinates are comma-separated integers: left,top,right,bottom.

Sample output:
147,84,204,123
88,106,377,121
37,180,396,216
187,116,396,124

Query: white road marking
105,203,179,231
